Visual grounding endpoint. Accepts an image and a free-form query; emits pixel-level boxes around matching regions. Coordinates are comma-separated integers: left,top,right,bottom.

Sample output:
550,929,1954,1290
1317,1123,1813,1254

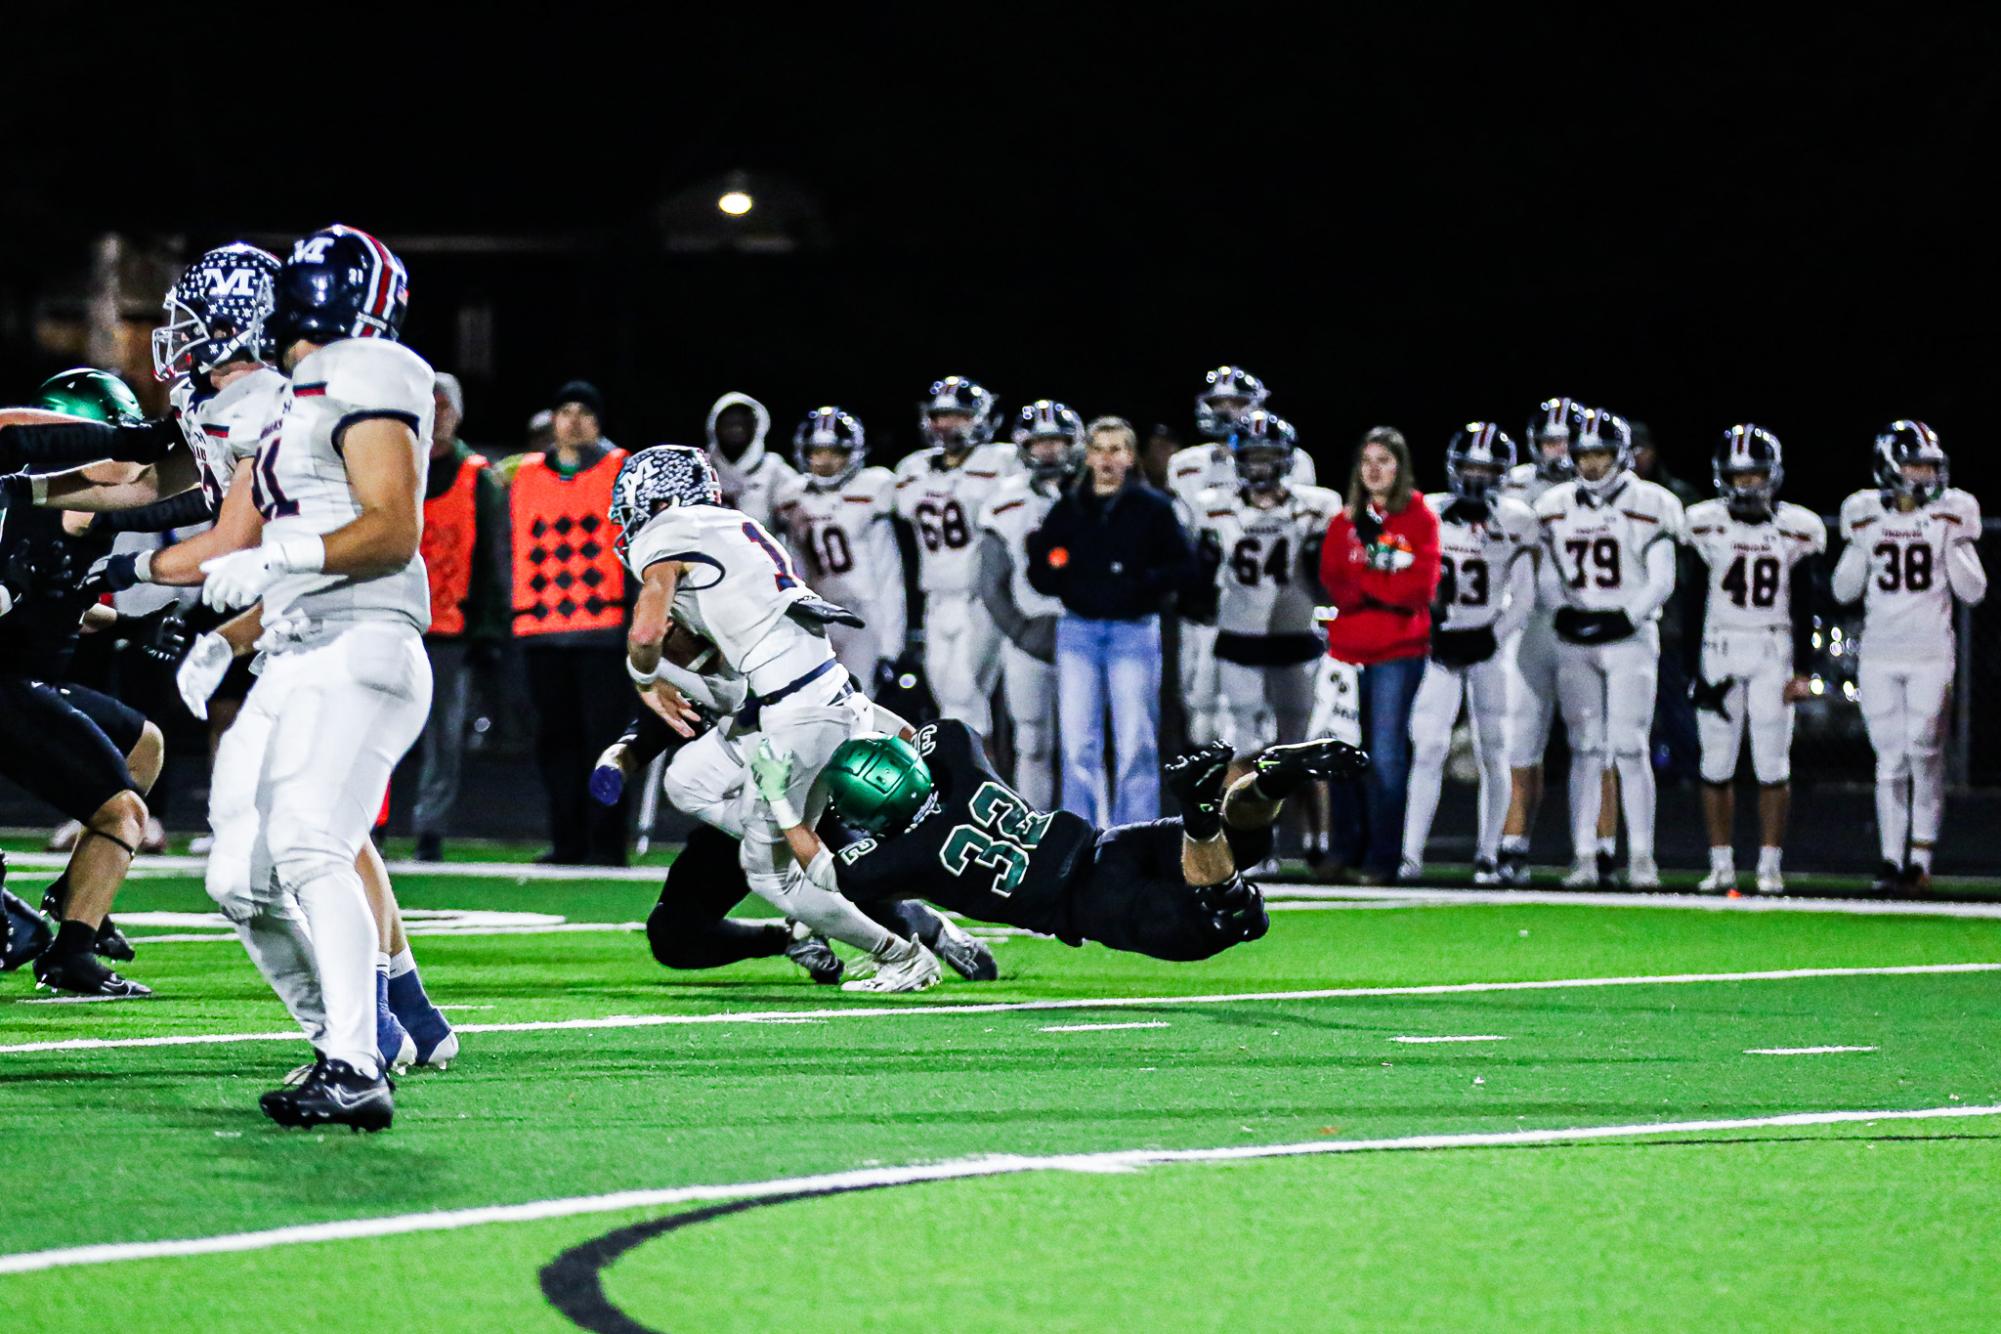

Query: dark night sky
2,12,1994,514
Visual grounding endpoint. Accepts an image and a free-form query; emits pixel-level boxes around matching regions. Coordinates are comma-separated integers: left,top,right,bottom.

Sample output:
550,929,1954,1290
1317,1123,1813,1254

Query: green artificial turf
3,866,1999,1330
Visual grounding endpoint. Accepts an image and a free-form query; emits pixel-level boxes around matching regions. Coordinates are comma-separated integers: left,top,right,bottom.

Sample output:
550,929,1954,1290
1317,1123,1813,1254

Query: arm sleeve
1830,539,1869,606
1493,545,1538,642
1630,536,1679,623
611,708,677,770
976,529,1035,648
87,488,216,535
1789,554,1820,672
1353,504,1441,610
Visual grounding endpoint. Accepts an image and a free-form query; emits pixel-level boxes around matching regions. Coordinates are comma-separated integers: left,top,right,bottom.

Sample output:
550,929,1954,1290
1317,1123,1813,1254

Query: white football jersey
773,465,906,638
1168,443,1318,518
622,502,836,696
1686,499,1826,636
892,442,1016,595
978,475,1065,621
1534,474,1685,618
1429,492,1537,632
1839,486,1982,663
257,339,435,634
173,367,286,509
1501,462,1566,511
1195,482,1340,637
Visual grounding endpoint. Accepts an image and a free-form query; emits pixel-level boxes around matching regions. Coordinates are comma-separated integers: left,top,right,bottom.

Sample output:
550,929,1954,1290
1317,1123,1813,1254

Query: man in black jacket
1025,416,1197,825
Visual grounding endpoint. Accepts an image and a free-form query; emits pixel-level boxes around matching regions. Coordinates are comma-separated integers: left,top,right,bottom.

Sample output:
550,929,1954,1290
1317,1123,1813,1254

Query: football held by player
1831,421,1986,892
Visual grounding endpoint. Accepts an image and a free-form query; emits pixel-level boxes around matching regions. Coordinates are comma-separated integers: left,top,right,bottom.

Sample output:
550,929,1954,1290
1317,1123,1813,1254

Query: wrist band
273,535,325,574
30,475,49,506
626,656,658,687
768,795,803,829
133,551,154,584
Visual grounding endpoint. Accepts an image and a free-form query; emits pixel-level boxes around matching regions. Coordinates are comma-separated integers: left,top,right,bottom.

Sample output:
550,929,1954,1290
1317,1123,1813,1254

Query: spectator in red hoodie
1317,426,1441,881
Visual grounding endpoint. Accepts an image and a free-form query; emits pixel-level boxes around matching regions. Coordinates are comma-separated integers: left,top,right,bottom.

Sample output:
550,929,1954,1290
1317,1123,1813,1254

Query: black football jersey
0,507,111,678
832,719,1094,935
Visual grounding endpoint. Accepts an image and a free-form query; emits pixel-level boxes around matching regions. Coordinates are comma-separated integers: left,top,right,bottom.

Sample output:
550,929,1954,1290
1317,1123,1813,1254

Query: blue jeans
1056,615,1162,827
1328,653,1425,877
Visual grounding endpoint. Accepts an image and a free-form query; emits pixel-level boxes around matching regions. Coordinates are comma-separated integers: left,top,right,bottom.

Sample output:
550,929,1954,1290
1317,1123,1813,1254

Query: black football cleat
33,948,151,998
259,1051,328,1123
1870,861,1904,895
932,918,999,982
1165,739,1235,807
3,889,54,972
783,921,844,985
1196,875,1270,945
264,1059,393,1133
1595,849,1617,889
1255,737,1370,787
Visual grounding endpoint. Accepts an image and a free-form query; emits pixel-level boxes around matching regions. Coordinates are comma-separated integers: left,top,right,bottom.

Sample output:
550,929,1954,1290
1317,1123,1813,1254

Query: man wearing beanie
507,380,631,864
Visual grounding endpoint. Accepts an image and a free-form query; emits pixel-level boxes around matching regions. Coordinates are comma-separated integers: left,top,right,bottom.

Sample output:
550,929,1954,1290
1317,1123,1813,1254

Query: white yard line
2,1102,1995,1276
1391,1035,1509,1044
1746,1045,1879,1056
1270,885,2001,920
3,960,1995,1057
1041,1021,1172,1033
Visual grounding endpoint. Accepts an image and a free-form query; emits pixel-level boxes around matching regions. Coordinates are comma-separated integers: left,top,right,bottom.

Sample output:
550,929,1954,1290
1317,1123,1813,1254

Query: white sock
374,950,391,976
388,947,418,979
1911,845,1934,872
295,872,383,1080
1597,836,1618,858
1758,846,1782,873
1709,846,1734,871
1501,834,1529,855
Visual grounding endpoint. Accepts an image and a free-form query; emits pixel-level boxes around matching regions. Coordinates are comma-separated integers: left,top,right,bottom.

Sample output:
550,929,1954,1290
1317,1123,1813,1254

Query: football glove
1552,607,1635,645
200,537,323,611
176,631,234,721
751,738,802,828
785,592,866,630
82,552,149,596
1688,675,1734,720
1429,624,1497,668
120,604,191,666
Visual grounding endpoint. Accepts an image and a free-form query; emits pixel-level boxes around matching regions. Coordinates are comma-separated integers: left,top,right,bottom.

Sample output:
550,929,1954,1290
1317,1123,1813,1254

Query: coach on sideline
1027,416,1197,827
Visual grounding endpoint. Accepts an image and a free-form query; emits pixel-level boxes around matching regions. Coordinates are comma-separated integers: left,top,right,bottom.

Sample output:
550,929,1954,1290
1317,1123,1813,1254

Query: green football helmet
823,734,934,834
35,368,144,425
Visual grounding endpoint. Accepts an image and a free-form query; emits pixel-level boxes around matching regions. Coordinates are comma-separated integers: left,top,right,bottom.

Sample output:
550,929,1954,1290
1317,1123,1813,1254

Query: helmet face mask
1226,409,1297,493
608,445,724,558
1873,420,1947,505
1713,424,1784,516
793,407,867,487
920,376,997,454
824,734,935,835
1528,397,1584,482
1194,365,1268,440
1011,399,1085,484
1445,422,1518,504
150,243,281,384
1570,409,1632,499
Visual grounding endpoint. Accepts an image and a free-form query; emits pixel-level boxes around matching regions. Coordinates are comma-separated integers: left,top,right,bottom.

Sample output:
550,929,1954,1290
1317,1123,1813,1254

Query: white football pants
1403,654,1511,868
1001,641,1059,810
1506,615,1560,769
206,623,431,1078
1696,628,1797,786
1180,621,1224,746
925,592,1002,735
1858,655,1954,864
1217,658,1316,757
1555,626,1660,864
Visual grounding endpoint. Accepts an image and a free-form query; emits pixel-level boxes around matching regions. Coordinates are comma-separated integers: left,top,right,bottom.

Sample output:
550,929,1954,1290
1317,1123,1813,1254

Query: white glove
199,536,324,611
177,632,234,720
752,738,802,828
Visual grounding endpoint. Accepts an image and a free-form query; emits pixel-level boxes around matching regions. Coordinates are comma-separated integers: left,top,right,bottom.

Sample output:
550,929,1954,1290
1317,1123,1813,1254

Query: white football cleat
1697,866,1738,893
1626,855,1661,890
1562,860,1600,888
842,936,941,994
1755,868,1785,895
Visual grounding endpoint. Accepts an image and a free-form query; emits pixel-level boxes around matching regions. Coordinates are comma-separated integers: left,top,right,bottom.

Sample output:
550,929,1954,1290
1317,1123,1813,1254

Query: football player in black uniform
0,371,190,996
751,722,1365,963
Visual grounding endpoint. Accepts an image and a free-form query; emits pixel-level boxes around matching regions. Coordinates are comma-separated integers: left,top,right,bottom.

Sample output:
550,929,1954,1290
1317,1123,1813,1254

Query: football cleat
40,884,134,962
3,888,54,972
387,970,458,1069
1595,848,1618,887
1870,861,1904,895
1901,863,1932,895
1164,739,1234,832
263,1058,393,1133
1755,868,1785,896
376,975,417,1073
842,936,941,994
1471,858,1501,887
1562,860,1601,889
260,1051,327,1123
1626,855,1662,890
1496,849,1531,887
1698,866,1738,894
783,919,844,985
1255,737,1370,786
1195,874,1270,944
1396,858,1424,885
33,949,151,998
931,916,999,982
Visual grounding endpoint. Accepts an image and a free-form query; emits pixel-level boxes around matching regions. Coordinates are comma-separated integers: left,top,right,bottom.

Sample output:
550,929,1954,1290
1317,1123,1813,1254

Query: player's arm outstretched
623,559,702,737
86,459,263,595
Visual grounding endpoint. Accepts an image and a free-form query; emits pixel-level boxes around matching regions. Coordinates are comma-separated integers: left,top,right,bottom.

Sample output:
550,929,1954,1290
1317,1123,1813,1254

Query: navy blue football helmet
1011,399,1086,482
1572,408,1633,499
608,445,723,557
1195,365,1269,440
1226,409,1297,489
793,406,869,487
266,225,409,352
1873,420,1947,504
1527,396,1585,483
1445,423,1518,502
920,376,998,452
151,243,281,382
1714,424,1784,515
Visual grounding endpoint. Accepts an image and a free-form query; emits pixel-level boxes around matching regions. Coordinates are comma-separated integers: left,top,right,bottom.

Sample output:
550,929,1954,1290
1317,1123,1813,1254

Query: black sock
51,920,96,959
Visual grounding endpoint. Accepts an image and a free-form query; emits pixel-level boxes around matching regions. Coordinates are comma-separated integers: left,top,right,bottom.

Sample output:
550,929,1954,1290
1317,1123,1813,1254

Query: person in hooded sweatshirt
706,392,799,537
508,380,632,864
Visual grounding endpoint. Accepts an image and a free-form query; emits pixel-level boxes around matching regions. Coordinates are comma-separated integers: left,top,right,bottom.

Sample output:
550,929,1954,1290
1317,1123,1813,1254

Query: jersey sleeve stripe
293,383,328,398
331,409,420,456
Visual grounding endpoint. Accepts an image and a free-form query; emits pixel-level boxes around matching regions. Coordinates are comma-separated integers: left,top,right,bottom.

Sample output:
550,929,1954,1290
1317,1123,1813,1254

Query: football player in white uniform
192,227,440,1130
614,445,942,992
893,376,1016,734
1831,421,1986,892
1683,426,1825,893
13,243,457,1071
1401,424,1538,883
1496,395,1620,883
705,392,797,534
1535,409,1685,888
976,400,1083,810
772,407,905,689
1166,366,1320,748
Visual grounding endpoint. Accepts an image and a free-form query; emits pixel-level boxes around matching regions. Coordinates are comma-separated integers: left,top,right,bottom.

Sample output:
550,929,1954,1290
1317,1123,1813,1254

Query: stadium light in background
655,168,830,254
718,189,754,216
